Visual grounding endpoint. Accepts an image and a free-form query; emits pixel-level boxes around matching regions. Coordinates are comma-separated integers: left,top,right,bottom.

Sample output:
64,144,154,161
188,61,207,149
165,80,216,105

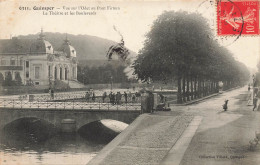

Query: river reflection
0,132,105,165
0,118,130,165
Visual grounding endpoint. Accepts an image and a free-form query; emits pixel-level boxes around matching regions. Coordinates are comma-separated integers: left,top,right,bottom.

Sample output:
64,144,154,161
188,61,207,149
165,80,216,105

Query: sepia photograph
0,0,259,164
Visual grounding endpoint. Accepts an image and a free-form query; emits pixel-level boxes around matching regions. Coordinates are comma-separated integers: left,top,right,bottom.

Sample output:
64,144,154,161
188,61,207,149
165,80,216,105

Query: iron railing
0,98,141,111
15,91,142,103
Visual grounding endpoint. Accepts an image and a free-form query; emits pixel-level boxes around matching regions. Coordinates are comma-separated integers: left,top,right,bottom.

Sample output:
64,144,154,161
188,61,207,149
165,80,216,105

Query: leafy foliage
77,64,129,84
133,11,249,84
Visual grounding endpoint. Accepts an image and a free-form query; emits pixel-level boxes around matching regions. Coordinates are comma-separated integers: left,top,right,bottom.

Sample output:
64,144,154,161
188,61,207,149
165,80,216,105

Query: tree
133,11,249,103
3,72,14,86
15,72,22,86
77,64,129,84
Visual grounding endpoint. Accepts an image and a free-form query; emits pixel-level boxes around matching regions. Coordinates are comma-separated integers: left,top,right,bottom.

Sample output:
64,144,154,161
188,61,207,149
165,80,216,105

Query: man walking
253,96,258,111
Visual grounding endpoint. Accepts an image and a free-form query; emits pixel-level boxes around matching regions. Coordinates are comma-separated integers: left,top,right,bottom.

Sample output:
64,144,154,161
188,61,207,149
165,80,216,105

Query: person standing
109,92,113,103
51,89,54,100
132,93,136,103
253,89,259,111
253,96,258,111
92,92,96,102
102,92,107,103
112,92,116,104
124,91,128,103
118,92,122,104
128,91,132,103
85,92,90,102
116,92,120,104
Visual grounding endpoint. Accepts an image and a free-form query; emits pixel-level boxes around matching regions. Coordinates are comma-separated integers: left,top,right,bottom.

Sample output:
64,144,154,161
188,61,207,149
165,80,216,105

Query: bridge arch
76,114,133,131
0,108,140,132
0,115,56,131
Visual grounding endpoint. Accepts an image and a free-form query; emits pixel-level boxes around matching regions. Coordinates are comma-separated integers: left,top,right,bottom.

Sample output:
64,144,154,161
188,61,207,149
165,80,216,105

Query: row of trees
0,72,22,86
133,11,250,103
77,64,130,85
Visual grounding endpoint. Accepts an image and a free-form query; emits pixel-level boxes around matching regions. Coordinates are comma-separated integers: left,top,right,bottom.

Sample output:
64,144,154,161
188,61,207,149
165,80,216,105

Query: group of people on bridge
84,90,142,104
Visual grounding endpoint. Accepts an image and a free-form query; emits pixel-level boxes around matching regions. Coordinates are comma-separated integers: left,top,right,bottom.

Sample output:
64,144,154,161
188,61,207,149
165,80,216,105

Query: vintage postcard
0,0,259,165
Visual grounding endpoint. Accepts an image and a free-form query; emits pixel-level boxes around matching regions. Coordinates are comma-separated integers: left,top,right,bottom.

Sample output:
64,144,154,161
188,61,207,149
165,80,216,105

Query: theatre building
0,30,79,88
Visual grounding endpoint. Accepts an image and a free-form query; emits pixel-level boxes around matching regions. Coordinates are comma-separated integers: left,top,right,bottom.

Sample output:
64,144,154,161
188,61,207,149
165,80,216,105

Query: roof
0,33,76,57
57,39,76,58
30,39,53,54
0,37,54,55
0,38,34,55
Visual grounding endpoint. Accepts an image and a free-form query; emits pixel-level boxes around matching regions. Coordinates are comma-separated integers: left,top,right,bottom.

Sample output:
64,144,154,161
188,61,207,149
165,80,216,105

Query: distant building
0,29,78,87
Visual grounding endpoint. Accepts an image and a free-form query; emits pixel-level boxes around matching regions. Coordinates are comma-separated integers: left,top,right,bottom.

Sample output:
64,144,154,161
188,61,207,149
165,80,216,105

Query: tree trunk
194,77,197,99
177,74,182,104
191,76,194,100
182,76,186,102
198,78,201,98
202,80,205,97
187,75,190,101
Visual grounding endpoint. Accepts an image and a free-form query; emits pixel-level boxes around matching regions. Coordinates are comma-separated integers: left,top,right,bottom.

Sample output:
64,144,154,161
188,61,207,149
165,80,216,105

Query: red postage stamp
217,0,259,35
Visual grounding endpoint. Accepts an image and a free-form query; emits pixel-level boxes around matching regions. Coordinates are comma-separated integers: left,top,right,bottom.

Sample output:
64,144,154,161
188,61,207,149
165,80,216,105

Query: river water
0,119,128,165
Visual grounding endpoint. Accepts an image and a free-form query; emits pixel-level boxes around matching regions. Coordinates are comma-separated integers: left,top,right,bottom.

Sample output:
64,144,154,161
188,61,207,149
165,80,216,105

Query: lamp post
110,74,113,91
82,72,85,85
67,69,69,89
49,75,52,89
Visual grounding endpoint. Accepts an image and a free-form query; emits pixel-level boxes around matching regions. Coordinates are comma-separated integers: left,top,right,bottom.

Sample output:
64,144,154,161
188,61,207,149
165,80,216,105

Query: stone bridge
0,108,140,132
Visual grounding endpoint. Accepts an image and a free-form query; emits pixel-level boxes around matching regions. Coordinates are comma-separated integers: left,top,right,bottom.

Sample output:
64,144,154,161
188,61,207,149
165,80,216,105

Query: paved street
173,87,260,165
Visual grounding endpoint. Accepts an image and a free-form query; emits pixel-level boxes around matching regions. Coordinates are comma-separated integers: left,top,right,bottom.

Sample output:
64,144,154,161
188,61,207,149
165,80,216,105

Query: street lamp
49,75,52,89
110,74,113,91
67,69,69,88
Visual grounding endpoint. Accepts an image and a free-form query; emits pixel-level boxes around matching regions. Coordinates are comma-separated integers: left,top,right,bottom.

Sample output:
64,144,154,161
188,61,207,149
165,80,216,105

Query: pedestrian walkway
161,116,203,165
88,112,194,165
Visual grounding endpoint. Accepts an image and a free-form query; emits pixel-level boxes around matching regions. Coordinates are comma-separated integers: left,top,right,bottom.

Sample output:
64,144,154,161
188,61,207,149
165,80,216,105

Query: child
223,100,229,111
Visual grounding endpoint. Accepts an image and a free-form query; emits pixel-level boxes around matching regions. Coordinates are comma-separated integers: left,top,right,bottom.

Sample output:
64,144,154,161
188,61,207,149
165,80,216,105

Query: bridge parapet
0,99,141,111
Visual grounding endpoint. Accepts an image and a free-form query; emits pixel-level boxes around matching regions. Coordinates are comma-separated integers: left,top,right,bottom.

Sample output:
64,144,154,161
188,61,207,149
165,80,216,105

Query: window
60,68,63,80
72,67,75,78
26,71,29,78
35,67,40,79
54,67,57,79
1,58,6,65
26,61,29,68
35,82,39,85
20,58,23,66
10,57,15,66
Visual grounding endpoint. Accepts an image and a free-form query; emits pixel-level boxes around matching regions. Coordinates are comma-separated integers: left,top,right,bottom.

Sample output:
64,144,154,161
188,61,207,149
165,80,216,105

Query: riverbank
88,112,194,165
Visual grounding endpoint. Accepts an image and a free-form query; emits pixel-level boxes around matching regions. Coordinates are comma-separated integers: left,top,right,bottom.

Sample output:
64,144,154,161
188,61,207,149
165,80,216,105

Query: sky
0,0,259,70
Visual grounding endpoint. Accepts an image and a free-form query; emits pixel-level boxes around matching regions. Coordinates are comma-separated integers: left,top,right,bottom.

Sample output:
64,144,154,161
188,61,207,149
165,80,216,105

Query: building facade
0,30,78,87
